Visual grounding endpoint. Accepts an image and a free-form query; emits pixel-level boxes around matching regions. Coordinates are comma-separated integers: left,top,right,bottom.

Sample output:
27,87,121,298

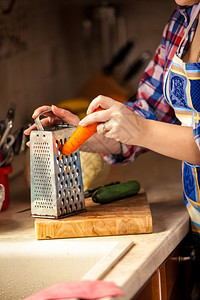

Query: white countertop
0,152,190,299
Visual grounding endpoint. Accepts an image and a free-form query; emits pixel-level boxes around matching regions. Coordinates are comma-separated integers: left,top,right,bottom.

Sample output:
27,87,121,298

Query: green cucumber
92,180,141,204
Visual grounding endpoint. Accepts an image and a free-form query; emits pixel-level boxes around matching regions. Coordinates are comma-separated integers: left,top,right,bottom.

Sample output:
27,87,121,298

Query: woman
25,0,200,285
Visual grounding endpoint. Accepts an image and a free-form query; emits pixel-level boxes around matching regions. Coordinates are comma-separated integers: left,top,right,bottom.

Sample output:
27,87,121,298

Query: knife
103,41,135,76
122,50,151,82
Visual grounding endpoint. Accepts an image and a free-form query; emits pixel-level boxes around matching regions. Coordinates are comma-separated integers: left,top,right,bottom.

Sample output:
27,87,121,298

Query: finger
24,117,55,135
103,122,116,139
86,95,115,115
24,124,37,135
52,105,80,126
96,123,106,135
96,120,112,135
103,119,113,131
26,141,30,147
104,131,120,141
79,109,110,127
32,105,53,119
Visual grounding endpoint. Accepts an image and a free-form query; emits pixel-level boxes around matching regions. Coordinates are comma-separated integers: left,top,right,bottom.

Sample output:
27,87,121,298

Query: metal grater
30,111,86,219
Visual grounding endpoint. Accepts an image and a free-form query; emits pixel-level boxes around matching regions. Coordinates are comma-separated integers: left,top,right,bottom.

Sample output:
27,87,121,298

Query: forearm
78,95,200,164
139,118,200,165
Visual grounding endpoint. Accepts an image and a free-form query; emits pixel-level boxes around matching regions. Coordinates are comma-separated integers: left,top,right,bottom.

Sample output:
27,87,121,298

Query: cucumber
92,180,141,204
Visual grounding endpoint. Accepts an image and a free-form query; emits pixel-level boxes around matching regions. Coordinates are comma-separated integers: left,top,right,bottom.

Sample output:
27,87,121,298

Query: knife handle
122,50,151,82
103,41,135,76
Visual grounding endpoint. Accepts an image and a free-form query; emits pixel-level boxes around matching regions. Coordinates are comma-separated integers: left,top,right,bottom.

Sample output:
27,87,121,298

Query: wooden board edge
35,215,153,240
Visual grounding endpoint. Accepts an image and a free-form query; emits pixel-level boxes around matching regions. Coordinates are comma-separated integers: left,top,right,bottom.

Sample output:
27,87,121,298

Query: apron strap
177,3,200,56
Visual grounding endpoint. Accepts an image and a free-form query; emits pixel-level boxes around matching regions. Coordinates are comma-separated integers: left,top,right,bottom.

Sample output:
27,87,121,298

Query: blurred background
0,0,176,128
0,0,183,203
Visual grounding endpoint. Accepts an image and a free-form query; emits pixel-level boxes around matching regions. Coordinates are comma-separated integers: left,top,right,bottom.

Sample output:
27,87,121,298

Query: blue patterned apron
164,4,200,236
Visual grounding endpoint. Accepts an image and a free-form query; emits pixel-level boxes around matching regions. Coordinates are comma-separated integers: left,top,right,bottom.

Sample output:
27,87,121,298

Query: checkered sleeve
102,16,181,165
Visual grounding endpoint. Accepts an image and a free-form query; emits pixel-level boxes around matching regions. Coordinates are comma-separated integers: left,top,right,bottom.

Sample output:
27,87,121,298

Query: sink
0,193,133,300
0,238,133,300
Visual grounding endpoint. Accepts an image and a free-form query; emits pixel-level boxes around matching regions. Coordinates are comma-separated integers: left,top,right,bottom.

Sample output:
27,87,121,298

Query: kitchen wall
0,0,176,129
0,0,182,195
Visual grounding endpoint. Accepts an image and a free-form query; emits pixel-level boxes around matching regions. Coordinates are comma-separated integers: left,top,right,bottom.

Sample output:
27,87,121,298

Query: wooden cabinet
133,237,192,300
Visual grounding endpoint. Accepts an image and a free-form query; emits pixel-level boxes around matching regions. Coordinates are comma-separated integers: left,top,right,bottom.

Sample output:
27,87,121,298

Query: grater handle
34,110,52,131
34,110,68,131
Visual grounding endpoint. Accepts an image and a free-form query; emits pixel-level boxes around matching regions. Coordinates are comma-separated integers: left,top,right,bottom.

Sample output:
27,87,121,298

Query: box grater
30,111,86,219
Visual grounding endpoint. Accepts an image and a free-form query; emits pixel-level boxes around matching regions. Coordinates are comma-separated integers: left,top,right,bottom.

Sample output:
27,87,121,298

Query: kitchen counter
102,197,189,299
0,152,189,299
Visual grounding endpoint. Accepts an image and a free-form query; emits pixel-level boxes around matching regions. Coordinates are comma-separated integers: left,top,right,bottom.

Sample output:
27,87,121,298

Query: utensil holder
0,164,12,211
30,112,86,219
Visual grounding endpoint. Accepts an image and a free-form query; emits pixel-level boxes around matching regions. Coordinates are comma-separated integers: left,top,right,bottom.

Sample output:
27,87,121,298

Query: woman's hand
79,95,143,145
24,105,80,136
24,105,80,147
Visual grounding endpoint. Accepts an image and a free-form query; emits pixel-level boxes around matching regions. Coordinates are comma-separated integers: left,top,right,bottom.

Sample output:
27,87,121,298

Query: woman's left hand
79,95,143,145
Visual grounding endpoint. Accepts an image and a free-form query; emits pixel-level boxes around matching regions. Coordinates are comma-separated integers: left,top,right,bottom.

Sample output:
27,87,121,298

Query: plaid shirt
103,3,199,165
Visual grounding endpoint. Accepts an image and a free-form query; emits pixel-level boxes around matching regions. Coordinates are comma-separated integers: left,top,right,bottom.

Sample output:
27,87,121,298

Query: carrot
61,108,103,156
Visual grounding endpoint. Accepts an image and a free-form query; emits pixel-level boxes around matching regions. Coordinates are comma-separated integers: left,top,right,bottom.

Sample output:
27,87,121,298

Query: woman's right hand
24,105,80,136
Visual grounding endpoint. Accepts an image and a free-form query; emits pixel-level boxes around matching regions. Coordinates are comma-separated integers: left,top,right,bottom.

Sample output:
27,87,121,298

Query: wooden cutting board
35,192,152,240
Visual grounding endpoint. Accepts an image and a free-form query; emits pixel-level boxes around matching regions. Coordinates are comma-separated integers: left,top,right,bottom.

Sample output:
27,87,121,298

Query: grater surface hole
32,140,55,211
31,130,85,218
55,139,85,217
